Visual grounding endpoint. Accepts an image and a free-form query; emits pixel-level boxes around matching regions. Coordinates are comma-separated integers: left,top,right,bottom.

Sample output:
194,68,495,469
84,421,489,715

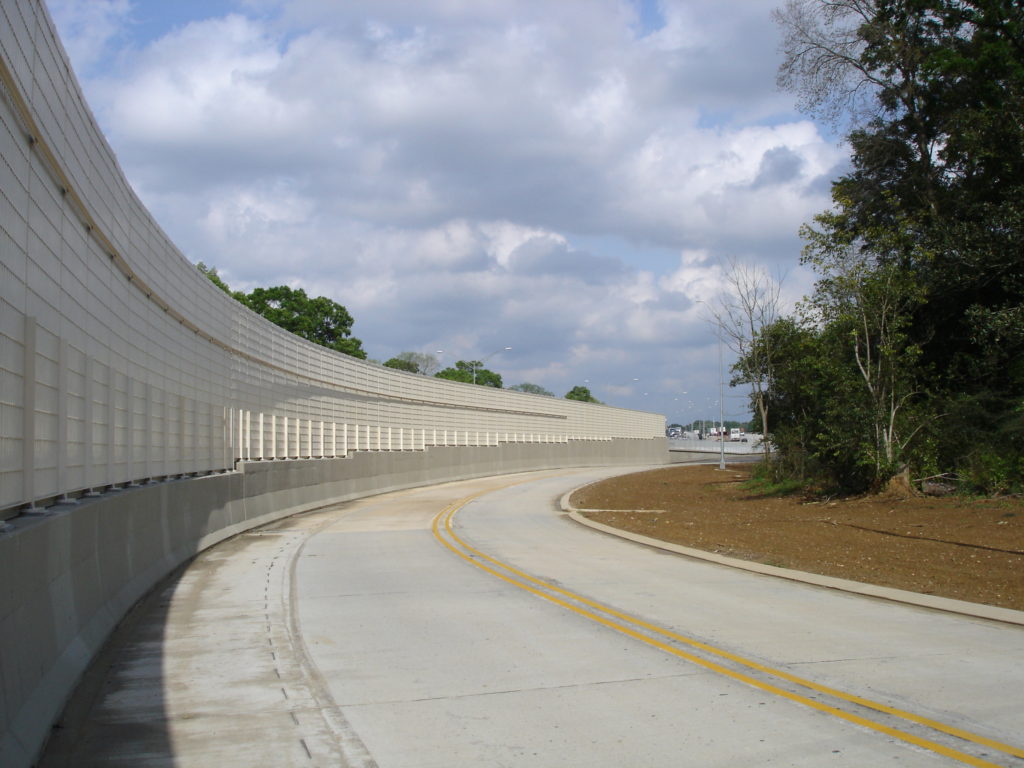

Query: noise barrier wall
0,3,666,765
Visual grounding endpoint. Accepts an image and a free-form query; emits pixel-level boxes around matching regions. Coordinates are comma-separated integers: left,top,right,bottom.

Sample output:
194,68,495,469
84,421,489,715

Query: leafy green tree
565,385,600,403
769,0,1024,493
508,382,554,396
383,351,441,375
243,286,366,359
710,258,783,461
802,238,932,486
435,361,503,388
197,262,245,301
197,264,365,359
383,356,418,373
735,318,819,480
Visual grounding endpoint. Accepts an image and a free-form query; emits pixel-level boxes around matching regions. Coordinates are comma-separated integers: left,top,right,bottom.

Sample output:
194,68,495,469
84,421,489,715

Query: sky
47,0,849,426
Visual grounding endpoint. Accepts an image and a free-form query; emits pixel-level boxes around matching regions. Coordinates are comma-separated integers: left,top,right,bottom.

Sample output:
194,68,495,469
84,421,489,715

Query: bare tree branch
773,0,882,129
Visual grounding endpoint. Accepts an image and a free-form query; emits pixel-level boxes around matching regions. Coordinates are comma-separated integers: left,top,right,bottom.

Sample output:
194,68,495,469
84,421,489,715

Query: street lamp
697,298,728,471
473,346,512,384
717,325,726,470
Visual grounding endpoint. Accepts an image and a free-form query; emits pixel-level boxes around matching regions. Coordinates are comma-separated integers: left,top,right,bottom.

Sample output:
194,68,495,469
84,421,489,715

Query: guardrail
668,436,765,454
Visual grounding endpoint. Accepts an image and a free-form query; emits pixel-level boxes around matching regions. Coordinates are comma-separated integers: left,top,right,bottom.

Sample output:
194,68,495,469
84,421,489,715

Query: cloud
48,0,848,419
46,0,132,74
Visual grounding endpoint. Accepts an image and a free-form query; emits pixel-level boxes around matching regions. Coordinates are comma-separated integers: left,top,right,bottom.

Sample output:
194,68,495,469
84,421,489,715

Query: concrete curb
560,490,1024,627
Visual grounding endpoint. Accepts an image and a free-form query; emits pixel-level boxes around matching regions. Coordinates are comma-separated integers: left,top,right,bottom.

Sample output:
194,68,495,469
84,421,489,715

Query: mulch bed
571,464,1024,611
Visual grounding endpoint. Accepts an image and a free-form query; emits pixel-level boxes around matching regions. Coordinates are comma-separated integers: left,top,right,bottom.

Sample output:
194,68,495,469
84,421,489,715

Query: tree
243,286,366,359
771,0,1024,493
803,239,931,487
707,258,783,462
197,262,245,301
384,351,441,375
197,264,367,360
565,385,600,403
383,356,418,373
507,382,555,396
773,0,882,129
435,361,503,388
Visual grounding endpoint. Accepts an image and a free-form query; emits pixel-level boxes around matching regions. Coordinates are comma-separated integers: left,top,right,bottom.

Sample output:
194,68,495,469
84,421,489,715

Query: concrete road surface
42,467,1024,767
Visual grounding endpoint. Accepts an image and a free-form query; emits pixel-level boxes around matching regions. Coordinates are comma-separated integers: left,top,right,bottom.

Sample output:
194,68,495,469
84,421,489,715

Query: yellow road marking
431,495,1020,767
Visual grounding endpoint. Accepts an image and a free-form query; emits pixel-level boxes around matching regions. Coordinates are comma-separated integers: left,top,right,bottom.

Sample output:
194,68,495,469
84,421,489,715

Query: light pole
698,298,727,470
473,346,512,384
717,325,726,470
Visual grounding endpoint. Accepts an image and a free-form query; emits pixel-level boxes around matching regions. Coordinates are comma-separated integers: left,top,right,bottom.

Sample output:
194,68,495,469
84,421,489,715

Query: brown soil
570,464,1024,612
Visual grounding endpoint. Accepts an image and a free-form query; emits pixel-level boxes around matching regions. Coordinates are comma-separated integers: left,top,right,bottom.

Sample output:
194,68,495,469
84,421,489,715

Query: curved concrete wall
0,440,664,768
0,3,666,765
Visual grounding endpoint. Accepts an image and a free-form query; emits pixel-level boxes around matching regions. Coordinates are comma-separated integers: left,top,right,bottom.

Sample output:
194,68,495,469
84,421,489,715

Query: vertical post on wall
56,338,69,500
125,377,136,484
246,410,252,460
224,407,231,469
332,422,337,458
144,381,153,481
282,416,289,459
108,366,117,482
237,409,245,463
306,419,312,458
83,355,94,490
22,316,37,508
155,385,165,479
258,413,264,460
178,393,187,475
270,413,276,459
209,401,217,471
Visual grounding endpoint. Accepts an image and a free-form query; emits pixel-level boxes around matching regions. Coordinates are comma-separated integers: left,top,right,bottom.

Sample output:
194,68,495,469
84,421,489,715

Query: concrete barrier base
0,439,665,768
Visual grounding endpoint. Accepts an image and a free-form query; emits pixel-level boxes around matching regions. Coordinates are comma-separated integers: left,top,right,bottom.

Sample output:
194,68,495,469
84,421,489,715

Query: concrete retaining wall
0,438,665,768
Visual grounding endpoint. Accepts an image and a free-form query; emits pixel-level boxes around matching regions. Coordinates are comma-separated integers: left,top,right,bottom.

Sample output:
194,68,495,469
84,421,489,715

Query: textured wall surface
0,2,666,765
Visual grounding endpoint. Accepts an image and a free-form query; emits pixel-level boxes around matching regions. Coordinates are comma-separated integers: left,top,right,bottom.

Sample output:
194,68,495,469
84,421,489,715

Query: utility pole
718,326,726,470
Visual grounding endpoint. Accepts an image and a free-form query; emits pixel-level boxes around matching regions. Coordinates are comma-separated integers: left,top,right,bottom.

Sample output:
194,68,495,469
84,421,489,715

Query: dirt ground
570,463,1024,612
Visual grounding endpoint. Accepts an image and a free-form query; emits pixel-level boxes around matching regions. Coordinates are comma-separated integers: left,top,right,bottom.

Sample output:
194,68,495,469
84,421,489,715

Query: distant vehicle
729,428,744,441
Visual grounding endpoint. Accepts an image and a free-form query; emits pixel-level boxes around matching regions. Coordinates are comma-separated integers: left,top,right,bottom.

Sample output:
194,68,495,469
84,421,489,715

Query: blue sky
48,0,848,425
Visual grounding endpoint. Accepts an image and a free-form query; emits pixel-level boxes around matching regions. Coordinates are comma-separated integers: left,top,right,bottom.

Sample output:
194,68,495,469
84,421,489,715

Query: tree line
197,265,598,402
729,0,1023,495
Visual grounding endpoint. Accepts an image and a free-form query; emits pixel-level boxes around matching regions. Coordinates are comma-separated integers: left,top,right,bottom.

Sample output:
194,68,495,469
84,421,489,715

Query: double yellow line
432,493,1023,767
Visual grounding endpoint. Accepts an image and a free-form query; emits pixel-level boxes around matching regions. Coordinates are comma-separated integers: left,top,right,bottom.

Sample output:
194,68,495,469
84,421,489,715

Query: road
43,467,1024,767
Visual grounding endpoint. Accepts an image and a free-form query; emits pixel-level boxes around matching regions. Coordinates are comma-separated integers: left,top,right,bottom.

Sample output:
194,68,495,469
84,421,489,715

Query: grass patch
742,474,807,498
739,460,812,498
